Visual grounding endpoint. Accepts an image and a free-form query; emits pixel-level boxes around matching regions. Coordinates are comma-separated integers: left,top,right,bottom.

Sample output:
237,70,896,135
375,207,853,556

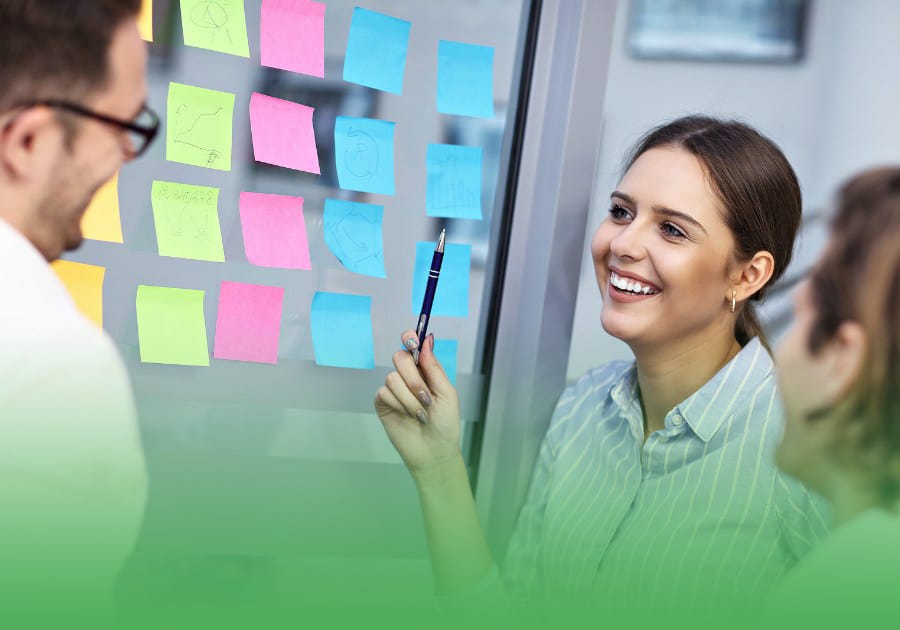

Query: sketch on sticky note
428,154,477,214
190,1,236,49
343,127,379,182
325,208,382,271
173,104,225,168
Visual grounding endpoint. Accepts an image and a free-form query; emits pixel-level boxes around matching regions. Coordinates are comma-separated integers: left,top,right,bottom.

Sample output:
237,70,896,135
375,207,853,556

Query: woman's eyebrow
653,207,708,235
610,190,708,235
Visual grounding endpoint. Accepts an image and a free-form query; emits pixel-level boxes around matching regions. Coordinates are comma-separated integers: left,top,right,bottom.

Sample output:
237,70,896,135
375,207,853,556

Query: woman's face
591,146,739,350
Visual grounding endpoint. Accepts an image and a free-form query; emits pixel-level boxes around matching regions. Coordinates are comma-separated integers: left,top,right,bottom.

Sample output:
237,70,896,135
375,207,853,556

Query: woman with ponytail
375,116,827,623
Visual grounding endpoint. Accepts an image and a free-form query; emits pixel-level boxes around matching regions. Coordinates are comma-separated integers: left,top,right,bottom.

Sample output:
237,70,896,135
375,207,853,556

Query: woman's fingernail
416,409,429,424
417,390,432,407
405,338,419,351
427,334,435,350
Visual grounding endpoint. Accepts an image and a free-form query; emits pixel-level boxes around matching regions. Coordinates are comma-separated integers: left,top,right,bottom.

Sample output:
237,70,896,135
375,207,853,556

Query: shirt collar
606,338,773,442
678,337,773,442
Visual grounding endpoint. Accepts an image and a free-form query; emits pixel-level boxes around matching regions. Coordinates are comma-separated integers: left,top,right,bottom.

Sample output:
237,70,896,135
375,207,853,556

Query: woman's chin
600,312,638,344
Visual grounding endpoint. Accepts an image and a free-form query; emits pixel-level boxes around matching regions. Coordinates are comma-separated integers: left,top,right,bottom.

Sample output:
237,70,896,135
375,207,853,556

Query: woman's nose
609,221,647,261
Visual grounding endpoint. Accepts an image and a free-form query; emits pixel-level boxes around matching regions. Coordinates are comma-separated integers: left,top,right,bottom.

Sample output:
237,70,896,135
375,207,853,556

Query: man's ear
0,107,60,181
732,250,775,303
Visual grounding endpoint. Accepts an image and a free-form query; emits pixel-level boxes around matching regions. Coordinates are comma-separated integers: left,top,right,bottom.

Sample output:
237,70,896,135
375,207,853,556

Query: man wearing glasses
0,0,157,621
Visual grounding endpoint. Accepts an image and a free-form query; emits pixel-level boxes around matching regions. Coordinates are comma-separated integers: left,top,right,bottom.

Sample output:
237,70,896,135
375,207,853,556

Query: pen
413,228,446,365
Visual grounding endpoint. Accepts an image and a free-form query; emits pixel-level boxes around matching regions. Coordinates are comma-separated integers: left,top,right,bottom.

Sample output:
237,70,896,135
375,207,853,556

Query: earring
730,289,736,314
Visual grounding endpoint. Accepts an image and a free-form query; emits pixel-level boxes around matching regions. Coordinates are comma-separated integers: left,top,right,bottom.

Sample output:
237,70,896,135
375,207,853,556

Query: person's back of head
808,167,900,502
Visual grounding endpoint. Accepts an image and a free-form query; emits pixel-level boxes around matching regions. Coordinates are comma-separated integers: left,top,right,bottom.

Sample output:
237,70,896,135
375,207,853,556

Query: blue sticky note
437,40,494,118
323,199,386,278
427,144,483,220
334,116,396,195
310,292,375,369
343,7,411,94
433,339,458,387
412,242,470,318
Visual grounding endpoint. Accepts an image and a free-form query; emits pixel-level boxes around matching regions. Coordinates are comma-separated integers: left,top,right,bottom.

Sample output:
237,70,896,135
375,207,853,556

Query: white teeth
610,271,659,295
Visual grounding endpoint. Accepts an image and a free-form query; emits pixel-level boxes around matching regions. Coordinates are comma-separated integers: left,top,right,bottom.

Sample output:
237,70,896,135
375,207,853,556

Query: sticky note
343,7,411,94
310,292,375,370
180,0,250,57
334,116,395,195
260,0,325,77
433,339,458,387
427,144,483,220
249,93,320,174
151,181,225,262
80,172,123,243
323,199,385,278
52,260,105,328
167,82,235,171
437,41,495,118
136,285,209,366
214,281,284,364
139,0,153,42
412,242,470,318
238,192,310,269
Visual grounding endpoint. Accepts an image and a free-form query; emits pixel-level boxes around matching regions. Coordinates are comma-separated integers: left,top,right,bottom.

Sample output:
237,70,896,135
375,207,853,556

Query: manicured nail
416,409,429,424
427,334,434,350
417,390,432,407
405,338,419,351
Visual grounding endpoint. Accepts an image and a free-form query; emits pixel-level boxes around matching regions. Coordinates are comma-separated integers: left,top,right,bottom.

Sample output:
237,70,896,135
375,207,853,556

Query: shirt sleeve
0,319,147,614
434,387,575,622
774,470,831,562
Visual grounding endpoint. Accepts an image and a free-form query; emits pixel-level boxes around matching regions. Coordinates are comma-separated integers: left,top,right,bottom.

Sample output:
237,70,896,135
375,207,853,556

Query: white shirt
0,218,146,617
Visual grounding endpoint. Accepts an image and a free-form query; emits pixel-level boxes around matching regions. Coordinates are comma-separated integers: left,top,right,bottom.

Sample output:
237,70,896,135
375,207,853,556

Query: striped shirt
499,337,829,614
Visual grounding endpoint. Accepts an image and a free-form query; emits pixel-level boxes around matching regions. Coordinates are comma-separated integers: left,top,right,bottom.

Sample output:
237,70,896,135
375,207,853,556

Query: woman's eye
661,222,687,239
609,205,631,220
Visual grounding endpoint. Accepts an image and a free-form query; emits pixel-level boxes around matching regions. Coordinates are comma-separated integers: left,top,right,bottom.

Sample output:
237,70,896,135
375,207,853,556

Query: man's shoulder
0,311,131,404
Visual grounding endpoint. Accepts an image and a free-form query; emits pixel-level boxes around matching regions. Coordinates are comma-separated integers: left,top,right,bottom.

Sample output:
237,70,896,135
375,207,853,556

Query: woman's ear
819,320,867,403
732,250,775,303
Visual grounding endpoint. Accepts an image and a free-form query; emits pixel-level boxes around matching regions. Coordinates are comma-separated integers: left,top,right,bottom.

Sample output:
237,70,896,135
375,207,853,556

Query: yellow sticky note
81,172,123,243
139,0,153,42
52,260,106,329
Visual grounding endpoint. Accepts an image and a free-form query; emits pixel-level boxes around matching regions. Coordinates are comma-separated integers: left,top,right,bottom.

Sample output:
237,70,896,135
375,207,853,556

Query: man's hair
0,0,142,113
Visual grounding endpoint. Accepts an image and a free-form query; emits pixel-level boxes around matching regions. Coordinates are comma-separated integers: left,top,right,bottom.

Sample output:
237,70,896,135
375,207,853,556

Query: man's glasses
21,100,160,158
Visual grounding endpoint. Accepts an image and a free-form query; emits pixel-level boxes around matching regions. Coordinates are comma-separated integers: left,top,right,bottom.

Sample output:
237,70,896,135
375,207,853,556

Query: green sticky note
180,0,250,58
136,285,210,366
167,82,235,171
151,180,225,262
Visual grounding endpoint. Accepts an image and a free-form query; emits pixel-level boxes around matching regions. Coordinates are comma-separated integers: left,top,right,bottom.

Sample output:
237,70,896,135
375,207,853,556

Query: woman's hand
374,330,462,479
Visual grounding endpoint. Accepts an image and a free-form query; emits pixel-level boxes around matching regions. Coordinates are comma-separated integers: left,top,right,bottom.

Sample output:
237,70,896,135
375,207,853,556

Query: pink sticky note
249,92,321,174
260,0,325,78
239,192,312,270
214,281,285,364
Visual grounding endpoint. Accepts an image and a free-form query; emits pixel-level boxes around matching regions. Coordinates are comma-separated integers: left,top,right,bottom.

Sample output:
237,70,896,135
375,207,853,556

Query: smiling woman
375,115,827,623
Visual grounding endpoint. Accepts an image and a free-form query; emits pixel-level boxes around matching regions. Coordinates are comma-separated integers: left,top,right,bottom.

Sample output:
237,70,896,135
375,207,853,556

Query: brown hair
624,115,802,349
808,167,900,503
0,0,141,112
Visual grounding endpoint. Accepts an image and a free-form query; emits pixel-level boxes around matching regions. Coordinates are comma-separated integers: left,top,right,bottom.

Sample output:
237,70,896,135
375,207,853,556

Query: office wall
567,0,900,380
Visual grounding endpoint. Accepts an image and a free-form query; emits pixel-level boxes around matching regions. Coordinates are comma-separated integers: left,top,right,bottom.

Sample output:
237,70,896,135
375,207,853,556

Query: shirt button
672,415,684,427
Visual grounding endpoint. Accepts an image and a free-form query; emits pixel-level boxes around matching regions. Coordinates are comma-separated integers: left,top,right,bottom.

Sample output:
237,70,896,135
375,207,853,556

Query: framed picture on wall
627,0,809,63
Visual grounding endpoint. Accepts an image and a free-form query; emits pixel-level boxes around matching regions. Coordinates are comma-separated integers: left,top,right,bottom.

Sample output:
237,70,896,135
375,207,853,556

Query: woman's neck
632,328,743,438
826,470,882,529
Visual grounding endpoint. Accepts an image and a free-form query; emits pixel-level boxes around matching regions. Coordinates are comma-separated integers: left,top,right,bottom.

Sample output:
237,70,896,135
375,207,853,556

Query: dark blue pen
413,228,446,365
